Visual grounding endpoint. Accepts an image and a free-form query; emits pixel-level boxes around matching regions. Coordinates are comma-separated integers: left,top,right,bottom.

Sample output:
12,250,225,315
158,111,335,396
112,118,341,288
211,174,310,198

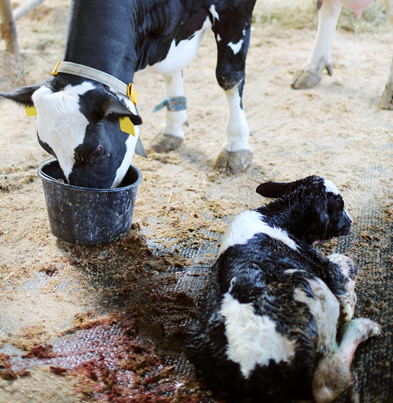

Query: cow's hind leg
150,72,188,152
213,23,253,173
292,1,342,89
312,318,381,403
380,56,393,110
380,0,393,109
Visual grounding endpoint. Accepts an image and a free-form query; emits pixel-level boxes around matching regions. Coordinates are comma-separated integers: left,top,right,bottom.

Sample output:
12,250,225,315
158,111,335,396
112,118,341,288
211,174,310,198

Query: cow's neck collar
52,61,138,106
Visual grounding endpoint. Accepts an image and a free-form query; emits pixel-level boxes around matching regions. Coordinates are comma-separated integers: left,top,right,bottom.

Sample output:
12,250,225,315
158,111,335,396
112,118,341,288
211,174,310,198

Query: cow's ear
256,181,292,198
0,84,42,106
101,96,142,126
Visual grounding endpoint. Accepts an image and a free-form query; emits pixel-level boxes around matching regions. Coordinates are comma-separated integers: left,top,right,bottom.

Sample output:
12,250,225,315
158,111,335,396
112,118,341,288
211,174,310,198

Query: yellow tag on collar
127,84,138,106
119,117,135,136
25,105,37,116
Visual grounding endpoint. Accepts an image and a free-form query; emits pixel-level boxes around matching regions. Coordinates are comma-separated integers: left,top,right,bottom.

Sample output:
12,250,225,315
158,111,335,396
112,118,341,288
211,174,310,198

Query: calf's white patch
323,179,353,223
220,293,296,378
323,178,339,195
219,210,298,255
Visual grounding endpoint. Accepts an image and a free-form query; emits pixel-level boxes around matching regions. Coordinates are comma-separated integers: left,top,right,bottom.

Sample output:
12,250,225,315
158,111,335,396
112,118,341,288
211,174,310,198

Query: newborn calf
186,176,380,403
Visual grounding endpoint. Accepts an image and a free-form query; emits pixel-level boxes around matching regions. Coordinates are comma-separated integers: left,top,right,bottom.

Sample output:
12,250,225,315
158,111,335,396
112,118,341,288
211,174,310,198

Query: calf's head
256,175,353,244
1,78,142,189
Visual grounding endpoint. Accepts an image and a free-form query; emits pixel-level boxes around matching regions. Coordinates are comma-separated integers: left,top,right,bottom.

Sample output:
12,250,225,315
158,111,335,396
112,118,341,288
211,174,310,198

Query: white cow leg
215,84,253,173
380,0,393,109
292,1,342,89
312,318,381,403
149,71,188,152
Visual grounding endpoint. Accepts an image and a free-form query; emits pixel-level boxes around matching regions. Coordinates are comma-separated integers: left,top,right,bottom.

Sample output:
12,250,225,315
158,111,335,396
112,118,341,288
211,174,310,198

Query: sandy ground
0,0,393,402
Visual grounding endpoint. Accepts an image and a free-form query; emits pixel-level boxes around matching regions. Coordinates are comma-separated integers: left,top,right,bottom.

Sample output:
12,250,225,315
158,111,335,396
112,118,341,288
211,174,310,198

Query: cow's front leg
214,28,253,173
215,84,253,173
150,72,188,152
292,1,342,89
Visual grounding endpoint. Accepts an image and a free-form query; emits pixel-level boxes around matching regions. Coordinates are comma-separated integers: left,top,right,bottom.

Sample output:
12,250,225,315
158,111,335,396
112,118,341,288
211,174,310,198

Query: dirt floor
0,1,393,402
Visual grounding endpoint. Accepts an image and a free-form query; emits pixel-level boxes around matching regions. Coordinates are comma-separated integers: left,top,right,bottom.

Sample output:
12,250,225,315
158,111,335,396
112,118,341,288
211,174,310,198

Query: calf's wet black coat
185,176,356,402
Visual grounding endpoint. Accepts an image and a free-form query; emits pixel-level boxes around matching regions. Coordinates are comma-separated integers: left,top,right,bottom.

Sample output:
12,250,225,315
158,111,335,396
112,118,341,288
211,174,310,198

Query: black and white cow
0,0,256,188
185,176,380,403
292,0,393,110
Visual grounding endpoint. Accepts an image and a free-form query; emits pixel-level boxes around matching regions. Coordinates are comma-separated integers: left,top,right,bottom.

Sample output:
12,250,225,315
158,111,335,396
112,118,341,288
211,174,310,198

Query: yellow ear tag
25,105,37,116
119,117,135,136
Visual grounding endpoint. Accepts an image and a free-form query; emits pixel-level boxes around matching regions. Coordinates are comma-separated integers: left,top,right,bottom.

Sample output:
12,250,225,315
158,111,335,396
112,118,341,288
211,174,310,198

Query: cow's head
1,77,142,189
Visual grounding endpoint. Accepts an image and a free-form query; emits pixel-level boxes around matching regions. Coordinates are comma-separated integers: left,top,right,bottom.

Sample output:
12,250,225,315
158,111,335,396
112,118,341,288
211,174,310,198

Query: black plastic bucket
38,160,142,245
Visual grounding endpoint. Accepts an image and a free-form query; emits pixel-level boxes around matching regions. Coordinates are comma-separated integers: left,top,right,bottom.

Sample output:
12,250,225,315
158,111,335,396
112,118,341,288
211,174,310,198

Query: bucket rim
37,159,143,193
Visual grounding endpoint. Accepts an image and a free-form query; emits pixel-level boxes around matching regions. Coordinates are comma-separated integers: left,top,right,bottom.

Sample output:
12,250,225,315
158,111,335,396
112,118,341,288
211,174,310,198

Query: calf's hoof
149,132,184,153
292,69,322,89
380,86,393,110
215,149,253,173
339,296,357,327
339,318,381,342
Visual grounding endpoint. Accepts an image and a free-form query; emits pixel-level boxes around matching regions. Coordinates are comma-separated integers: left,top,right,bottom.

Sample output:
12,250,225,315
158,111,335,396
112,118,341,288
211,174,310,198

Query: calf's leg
312,318,381,403
327,254,357,326
292,1,342,89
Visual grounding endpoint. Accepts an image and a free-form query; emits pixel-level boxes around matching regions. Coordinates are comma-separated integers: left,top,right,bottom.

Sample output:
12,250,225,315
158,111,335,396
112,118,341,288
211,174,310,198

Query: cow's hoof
291,69,322,89
380,86,393,110
149,133,184,153
215,149,253,173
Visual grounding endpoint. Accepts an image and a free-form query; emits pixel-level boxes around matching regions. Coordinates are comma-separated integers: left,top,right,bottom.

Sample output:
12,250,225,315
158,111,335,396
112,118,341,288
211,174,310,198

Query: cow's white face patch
220,292,296,378
219,210,298,255
32,82,94,180
111,94,140,188
294,278,339,353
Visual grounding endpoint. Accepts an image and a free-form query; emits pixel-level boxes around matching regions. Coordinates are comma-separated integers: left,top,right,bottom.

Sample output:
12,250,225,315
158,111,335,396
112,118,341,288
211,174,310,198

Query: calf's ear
0,84,42,106
256,176,321,198
256,181,292,198
101,96,142,126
